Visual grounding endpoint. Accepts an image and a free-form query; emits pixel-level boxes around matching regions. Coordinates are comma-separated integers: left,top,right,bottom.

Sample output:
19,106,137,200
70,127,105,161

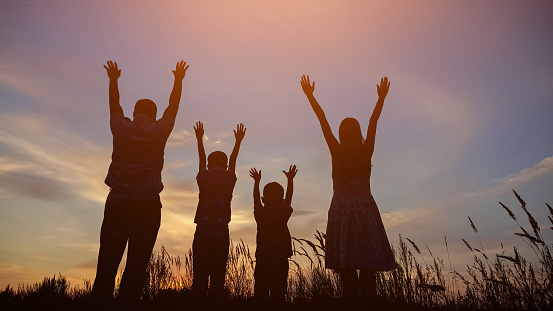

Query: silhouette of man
91,60,189,310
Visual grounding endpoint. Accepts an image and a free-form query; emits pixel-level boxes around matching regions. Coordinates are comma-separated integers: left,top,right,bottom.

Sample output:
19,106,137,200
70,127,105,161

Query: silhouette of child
249,165,297,305
191,121,246,305
300,75,396,304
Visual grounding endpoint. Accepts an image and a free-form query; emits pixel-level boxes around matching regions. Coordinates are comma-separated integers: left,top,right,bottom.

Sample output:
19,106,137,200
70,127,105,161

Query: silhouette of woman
300,75,396,303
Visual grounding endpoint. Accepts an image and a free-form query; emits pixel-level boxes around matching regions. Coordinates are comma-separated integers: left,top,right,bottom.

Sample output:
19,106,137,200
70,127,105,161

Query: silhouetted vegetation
1,191,551,310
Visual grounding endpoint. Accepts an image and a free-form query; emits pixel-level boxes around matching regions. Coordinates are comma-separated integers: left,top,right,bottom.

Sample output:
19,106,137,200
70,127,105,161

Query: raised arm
301,75,339,153
228,123,246,172
164,60,189,117
104,60,123,116
283,164,298,206
249,168,262,207
194,121,206,170
365,77,390,157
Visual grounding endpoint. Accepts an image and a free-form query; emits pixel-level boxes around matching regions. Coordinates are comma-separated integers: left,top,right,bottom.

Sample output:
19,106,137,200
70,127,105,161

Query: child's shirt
194,167,237,224
254,202,293,260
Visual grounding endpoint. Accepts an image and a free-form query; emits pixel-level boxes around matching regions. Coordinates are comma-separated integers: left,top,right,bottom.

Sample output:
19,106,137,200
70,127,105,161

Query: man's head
207,151,228,171
133,99,157,121
262,182,285,205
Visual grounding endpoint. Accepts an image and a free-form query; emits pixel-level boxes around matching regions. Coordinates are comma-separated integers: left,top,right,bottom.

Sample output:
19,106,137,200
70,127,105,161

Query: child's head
339,117,363,147
207,151,228,170
133,99,157,121
262,182,284,205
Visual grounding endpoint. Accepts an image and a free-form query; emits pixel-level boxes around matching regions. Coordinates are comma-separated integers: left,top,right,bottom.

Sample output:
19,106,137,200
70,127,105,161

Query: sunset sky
1,0,552,288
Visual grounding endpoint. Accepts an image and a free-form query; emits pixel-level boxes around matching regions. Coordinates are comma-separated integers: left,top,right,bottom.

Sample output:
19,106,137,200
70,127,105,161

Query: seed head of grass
468,217,478,233
514,232,545,245
512,192,541,237
406,238,421,255
499,202,517,221
496,254,517,264
462,239,473,252
513,190,526,209
426,246,434,257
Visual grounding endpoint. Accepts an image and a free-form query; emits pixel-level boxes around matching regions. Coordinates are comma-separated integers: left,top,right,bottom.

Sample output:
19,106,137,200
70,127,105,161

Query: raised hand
172,60,189,80
283,165,297,205
377,76,390,99
249,168,261,181
103,60,121,80
234,123,246,141
301,75,315,96
194,121,204,140
229,123,245,172
283,165,298,179
250,167,262,206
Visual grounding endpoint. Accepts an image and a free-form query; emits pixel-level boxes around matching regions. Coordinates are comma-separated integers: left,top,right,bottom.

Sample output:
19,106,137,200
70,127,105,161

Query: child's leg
269,258,289,304
191,226,209,303
208,225,229,303
359,269,377,302
254,260,270,304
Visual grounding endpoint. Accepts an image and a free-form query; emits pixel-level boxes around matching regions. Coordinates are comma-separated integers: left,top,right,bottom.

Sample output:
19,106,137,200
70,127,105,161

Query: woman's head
339,118,363,147
336,117,371,177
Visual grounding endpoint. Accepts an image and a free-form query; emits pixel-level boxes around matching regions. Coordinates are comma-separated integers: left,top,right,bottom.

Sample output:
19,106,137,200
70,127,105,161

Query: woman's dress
325,156,397,271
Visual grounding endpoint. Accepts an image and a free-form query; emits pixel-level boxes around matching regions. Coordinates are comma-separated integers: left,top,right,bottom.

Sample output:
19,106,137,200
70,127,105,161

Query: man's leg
117,193,161,310
91,191,130,309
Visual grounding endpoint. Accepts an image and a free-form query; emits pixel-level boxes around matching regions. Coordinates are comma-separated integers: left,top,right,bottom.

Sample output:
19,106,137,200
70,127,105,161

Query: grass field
1,190,551,310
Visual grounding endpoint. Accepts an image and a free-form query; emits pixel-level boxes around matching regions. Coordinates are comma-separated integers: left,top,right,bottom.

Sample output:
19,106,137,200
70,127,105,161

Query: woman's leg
359,269,377,302
339,269,359,300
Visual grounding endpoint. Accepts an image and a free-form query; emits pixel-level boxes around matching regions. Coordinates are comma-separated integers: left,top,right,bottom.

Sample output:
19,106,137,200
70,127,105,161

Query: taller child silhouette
191,121,246,306
91,60,189,310
300,75,396,304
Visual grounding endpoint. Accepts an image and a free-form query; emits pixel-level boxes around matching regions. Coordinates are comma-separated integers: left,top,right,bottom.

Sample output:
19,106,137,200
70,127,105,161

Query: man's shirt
105,112,175,193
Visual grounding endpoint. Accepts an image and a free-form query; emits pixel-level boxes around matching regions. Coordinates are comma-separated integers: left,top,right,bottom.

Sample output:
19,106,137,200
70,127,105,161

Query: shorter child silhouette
249,165,298,305
191,121,246,305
